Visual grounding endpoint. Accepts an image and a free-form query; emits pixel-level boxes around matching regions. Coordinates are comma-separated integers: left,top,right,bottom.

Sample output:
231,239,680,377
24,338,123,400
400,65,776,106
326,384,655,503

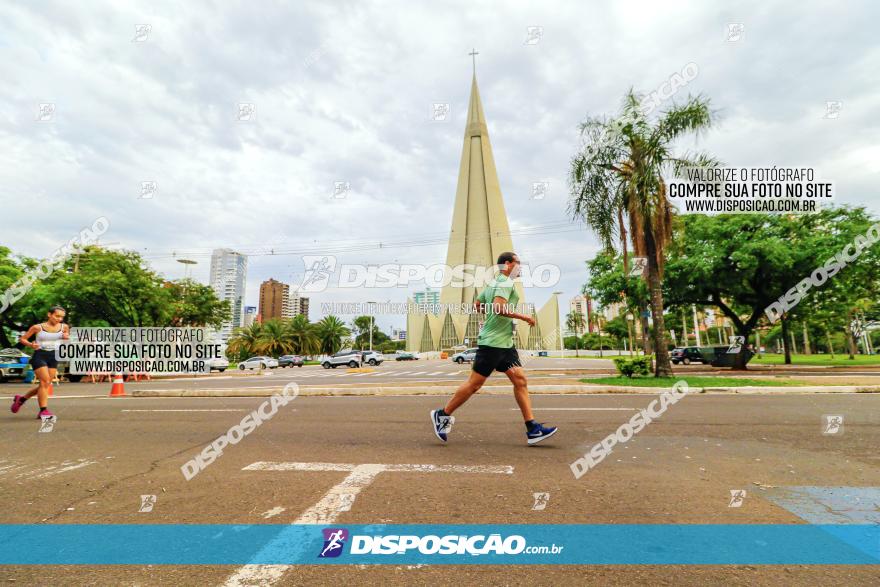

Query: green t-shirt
476,274,520,348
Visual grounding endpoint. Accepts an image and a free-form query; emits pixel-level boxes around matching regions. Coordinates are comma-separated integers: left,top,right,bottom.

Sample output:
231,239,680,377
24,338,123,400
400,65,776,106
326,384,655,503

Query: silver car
237,356,279,370
451,348,479,364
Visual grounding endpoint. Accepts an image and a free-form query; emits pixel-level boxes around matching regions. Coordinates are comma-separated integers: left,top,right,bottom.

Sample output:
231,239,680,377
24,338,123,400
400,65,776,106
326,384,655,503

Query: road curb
128,384,880,397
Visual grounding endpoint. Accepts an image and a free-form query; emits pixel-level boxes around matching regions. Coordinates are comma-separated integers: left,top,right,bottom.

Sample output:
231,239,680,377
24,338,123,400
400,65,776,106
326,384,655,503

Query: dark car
278,355,304,368
670,347,710,365
395,352,418,361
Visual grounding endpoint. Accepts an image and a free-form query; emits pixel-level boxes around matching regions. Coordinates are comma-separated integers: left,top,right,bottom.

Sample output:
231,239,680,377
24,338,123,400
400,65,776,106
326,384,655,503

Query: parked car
451,348,479,364
670,347,710,365
278,355,305,368
237,356,279,370
362,350,384,366
321,349,384,368
322,349,362,369
0,348,29,382
208,357,229,372
395,352,418,361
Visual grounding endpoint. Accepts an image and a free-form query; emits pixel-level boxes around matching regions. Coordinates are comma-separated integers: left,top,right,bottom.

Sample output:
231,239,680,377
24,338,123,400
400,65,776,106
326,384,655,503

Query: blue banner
0,524,877,565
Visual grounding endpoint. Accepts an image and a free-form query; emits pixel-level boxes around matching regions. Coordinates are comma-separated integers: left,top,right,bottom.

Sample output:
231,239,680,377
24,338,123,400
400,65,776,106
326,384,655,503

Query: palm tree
566,311,586,357
315,315,351,355
227,322,263,361
256,318,294,357
288,314,321,356
569,90,718,376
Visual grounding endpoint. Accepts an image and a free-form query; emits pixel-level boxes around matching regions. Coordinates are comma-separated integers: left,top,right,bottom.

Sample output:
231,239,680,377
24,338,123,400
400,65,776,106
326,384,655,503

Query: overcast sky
2,1,878,332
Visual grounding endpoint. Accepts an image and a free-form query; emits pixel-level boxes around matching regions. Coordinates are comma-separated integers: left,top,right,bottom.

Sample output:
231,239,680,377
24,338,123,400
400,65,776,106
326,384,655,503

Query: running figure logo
822,415,844,435
139,495,157,512
531,492,550,511
300,255,337,292
728,489,747,508
319,528,349,558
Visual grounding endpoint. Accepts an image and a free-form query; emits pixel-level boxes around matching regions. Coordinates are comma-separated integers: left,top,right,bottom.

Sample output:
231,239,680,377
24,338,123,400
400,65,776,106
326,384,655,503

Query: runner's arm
490,296,535,326
19,325,41,349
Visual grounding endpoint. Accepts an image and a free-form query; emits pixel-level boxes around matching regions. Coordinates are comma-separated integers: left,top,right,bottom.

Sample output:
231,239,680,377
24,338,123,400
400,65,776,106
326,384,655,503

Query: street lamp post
553,291,564,358
367,301,376,352
625,312,635,357
177,258,197,281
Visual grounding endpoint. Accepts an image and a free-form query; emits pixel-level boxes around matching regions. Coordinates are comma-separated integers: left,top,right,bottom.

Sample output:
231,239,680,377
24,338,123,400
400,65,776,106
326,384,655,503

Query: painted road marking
1,458,97,481
764,486,880,524
261,507,286,519
519,407,639,412
224,461,514,586
121,409,247,412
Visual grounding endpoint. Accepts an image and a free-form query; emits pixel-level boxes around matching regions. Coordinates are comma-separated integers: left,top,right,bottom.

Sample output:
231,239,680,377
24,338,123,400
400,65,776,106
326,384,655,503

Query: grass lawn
581,375,806,387
750,353,880,366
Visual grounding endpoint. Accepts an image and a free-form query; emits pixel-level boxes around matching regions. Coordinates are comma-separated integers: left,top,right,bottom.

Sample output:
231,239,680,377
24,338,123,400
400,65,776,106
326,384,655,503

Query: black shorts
472,345,521,377
30,349,59,370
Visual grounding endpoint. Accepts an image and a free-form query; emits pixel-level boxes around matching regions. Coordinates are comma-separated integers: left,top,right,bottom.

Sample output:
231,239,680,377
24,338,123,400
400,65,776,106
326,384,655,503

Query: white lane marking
7,459,98,480
224,462,513,586
121,409,247,412
509,407,638,411
261,507,286,519
429,371,445,376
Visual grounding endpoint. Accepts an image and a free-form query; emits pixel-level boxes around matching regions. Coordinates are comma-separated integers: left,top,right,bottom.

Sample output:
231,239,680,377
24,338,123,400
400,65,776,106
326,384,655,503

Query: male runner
430,252,557,445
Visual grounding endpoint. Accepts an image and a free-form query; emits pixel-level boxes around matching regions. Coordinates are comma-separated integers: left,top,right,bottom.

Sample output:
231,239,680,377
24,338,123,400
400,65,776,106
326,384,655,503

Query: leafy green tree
352,315,387,349
566,311,586,356
227,322,264,361
288,314,321,356
663,208,879,367
315,316,350,355
256,319,294,357
569,90,718,375
164,279,231,328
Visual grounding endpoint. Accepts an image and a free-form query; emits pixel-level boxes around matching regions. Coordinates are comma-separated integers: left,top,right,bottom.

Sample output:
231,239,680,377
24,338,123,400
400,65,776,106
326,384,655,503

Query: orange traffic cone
109,373,126,397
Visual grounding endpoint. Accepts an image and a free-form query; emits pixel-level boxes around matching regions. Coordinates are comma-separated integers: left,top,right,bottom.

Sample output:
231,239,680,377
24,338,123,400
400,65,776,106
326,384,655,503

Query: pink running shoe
37,408,55,419
10,395,26,414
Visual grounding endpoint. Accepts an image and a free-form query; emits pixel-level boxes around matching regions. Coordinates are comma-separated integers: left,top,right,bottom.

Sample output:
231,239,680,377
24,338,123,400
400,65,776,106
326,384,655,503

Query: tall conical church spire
440,72,520,307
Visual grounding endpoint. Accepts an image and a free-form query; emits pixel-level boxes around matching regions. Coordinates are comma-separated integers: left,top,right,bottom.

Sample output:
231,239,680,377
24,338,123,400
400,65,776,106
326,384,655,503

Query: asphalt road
1,391,878,585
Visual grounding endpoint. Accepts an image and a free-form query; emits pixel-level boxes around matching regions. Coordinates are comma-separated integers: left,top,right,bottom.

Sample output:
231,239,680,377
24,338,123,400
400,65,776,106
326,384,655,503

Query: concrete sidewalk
128,383,880,397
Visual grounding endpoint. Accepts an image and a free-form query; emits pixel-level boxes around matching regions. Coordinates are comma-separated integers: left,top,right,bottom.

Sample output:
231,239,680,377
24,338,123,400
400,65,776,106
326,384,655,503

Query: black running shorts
30,349,59,370
472,345,521,377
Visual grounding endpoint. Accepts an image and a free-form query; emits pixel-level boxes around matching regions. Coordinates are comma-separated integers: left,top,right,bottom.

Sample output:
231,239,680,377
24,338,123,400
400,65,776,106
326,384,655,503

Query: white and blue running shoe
527,422,558,445
430,409,455,442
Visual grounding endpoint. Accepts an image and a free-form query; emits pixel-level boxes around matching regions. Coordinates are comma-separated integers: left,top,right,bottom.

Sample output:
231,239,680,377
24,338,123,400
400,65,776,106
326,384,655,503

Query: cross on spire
468,48,479,74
